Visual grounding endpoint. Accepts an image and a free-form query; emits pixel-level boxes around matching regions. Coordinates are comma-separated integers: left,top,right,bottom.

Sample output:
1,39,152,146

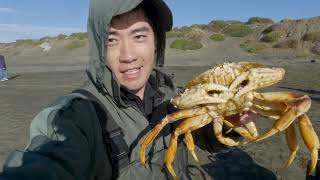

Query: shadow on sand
187,148,277,180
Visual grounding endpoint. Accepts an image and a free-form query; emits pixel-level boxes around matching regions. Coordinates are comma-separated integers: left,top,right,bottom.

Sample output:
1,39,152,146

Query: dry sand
0,39,320,179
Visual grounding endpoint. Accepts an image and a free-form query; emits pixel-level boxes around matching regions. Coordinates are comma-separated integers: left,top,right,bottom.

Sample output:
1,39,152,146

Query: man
0,0,188,179
0,0,278,180
0,55,8,82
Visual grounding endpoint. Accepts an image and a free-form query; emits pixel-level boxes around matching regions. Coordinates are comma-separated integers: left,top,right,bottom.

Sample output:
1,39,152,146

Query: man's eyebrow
131,26,150,34
109,29,118,36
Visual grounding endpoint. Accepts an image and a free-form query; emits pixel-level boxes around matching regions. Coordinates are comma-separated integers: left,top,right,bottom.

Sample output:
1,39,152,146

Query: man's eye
108,38,116,43
135,35,146,41
108,38,118,46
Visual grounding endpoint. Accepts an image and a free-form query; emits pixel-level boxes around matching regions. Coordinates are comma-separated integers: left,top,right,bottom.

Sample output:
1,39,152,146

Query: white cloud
0,7,18,13
0,24,85,43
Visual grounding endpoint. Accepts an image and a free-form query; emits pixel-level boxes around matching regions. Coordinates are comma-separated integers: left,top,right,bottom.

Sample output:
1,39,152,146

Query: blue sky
0,0,319,43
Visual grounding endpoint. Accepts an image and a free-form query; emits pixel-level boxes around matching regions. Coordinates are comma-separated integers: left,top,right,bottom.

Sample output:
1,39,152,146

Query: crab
140,62,319,179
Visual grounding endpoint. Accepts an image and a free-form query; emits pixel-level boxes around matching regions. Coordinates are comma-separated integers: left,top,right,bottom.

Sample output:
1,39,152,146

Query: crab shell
172,62,285,113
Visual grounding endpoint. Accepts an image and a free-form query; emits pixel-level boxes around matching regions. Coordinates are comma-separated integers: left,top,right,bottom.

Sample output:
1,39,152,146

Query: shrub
312,42,320,55
209,20,227,32
261,31,283,43
225,20,243,25
280,18,292,23
303,32,320,42
70,32,87,40
209,34,225,41
240,40,268,53
15,39,36,46
177,27,205,42
65,40,86,49
57,34,67,40
246,17,274,24
166,31,180,38
170,39,203,50
274,39,299,49
190,24,208,30
222,25,253,37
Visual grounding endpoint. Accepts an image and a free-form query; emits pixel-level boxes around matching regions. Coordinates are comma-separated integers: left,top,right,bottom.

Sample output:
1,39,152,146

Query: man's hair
134,2,159,50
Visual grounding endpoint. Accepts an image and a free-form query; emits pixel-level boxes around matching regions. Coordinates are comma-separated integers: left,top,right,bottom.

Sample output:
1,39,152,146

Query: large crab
140,62,319,179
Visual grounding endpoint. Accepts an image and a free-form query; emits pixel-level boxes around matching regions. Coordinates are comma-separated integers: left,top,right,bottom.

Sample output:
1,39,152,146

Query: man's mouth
123,67,141,75
121,67,143,79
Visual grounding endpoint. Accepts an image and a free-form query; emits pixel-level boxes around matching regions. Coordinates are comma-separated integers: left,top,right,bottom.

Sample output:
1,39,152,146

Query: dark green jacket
0,0,189,179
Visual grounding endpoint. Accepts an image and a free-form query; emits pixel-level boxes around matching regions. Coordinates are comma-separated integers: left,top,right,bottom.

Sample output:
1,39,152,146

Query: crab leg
222,112,258,141
222,119,255,142
298,114,320,175
254,93,311,142
284,123,299,169
165,114,212,180
213,118,244,146
251,105,282,120
185,131,199,162
140,107,207,166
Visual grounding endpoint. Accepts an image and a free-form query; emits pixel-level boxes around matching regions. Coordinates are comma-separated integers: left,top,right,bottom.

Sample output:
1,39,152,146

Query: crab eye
207,90,223,95
240,80,249,87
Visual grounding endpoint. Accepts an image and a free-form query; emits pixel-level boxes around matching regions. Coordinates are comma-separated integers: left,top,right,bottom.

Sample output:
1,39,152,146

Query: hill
0,16,319,72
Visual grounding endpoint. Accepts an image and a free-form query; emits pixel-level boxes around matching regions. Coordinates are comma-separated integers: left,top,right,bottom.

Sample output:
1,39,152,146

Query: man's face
106,8,156,99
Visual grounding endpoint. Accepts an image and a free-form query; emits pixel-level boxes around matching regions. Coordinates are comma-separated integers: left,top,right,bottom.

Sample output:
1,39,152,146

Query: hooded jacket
0,0,189,180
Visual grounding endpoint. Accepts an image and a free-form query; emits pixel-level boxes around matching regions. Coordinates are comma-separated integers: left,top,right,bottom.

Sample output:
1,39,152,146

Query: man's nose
119,40,137,63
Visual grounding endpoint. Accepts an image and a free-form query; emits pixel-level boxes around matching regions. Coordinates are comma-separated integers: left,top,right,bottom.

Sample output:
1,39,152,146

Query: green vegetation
166,31,180,38
190,24,208,30
280,18,292,23
222,25,253,37
261,31,283,43
274,39,299,49
65,40,86,49
225,20,242,25
170,39,203,50
208,20,243,32
303,32,320,42
240,40,268,53
57,34,67,40
294,48,311,58
209,20,227,32
177,27,205,42
246,17,274,24
209,34,225,41
312,43,320,55
15,39,39,46
70,32,87,40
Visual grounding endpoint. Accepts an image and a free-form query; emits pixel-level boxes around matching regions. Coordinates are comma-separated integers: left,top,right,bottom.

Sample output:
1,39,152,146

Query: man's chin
122,83,144,93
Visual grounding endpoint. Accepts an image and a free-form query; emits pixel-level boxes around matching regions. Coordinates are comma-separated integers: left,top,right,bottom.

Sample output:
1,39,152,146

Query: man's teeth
124,68,140,74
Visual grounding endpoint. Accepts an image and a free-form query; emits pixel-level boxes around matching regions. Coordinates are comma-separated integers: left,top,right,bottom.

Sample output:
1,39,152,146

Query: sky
0,0,319,43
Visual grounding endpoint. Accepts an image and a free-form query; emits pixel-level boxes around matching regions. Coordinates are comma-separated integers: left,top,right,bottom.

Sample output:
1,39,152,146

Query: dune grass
246,17,274,24
65,40,86,50
261,31,284,43
274,39,299,49
240,40,268,53
209,34,225,41
170,39,203,50
70,32,87,40
222,25,253,37
303,32,320,42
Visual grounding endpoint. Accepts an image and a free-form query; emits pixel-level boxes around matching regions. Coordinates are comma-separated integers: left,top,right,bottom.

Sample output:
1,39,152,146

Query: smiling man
0,0,279,180
106,8,156,99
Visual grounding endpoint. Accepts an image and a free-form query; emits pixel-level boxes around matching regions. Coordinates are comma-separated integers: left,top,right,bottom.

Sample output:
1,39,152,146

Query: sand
0,36,320,179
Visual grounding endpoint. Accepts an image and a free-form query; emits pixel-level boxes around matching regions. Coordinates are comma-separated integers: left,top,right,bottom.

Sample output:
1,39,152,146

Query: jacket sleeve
0,99,112,180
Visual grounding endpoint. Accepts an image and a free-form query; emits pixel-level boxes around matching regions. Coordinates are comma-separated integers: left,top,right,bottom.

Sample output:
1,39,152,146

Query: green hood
86,0,172,105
